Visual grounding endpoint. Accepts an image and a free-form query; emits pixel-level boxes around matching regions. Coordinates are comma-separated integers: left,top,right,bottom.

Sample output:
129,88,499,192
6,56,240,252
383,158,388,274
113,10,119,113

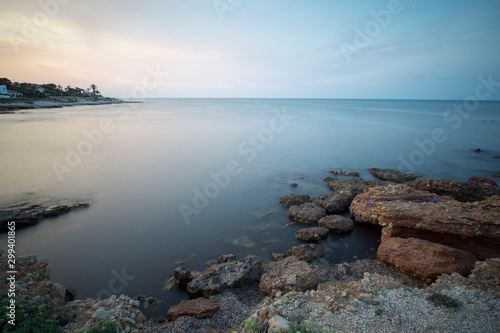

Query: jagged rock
295,227,329,241
187,256,252,297
408,178,500,202
377,237,477,283
259,256,318,297
268,315,291,332
317,215,353,233
279,194,311,207
287,244,325,262
218,254,236,264
163,266,200,291
327,178,394,194
287,203,325,224
368,168,416,183
167,297,221,321
468,177,498,187
357,293,381,305
327,169,360,177
312,191,357,214
350,184,500,259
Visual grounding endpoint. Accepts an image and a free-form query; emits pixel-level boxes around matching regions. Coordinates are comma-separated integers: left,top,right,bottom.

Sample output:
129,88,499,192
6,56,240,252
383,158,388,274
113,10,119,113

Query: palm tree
90,84,97,97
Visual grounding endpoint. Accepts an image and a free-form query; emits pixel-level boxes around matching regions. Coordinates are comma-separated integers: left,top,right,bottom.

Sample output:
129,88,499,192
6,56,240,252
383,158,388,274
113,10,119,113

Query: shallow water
0,98,499,317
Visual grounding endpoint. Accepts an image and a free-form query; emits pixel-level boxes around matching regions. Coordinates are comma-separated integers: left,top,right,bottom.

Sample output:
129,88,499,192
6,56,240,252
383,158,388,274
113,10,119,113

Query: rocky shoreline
0,96,134,113
1,168,499,332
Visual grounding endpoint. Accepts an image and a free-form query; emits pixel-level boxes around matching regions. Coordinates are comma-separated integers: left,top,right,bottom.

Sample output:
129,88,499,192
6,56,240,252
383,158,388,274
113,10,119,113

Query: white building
0,85,23,98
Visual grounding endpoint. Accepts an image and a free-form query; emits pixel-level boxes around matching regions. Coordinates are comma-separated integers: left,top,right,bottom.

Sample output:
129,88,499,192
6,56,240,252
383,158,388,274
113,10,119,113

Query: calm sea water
1,98,499,317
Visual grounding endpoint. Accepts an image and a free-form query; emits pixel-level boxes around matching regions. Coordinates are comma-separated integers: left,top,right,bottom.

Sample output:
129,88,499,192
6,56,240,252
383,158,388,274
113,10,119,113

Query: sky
1,0,500,99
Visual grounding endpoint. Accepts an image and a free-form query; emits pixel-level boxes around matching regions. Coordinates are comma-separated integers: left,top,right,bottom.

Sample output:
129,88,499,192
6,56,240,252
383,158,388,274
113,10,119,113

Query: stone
408,178,500,202
187,257,252,297
327,169,360,177
377,237,477,283
279,194,311,207
468,177,498,187
268,315,290,332
357,293,381,305
287,203,326,224
163,266,199,291
327,178,394,194
317,215,354,233
368,168,416,183
260,256,318,297
167,297,221,321
93,308,114,320
295,227,329,241
350,184,500,259
286,244,325,262
312,191,357,214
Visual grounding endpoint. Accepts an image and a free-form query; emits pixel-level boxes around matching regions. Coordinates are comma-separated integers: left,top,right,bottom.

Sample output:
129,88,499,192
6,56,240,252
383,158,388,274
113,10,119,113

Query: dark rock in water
468,176,498,187
474,148,482,152
167,297,221,321
279,194,310,207
272,252,287,260
317,215,354,233
133,295,161,309
163,266,200,291
368,168,416,183
288,183,298,188
408,178,500,202
259,256,318,297
493,171,500,178
312,191,357,214
295,227,329,241
350,184,500,260
0,201,90,232
377,237,477,283
187,256,252,297
218,254,236,264
327,169,360,177
287,203,326,224
327,178,394,195
287,244,325,262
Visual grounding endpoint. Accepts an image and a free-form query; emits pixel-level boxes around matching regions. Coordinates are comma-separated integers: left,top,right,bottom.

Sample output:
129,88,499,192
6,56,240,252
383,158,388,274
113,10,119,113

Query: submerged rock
468,176,498,187
287,203,326,224
317,215,354,233
368,168,416,183
327,169,360,177
225,235,256,249
408,178,500,202
295,227,330,241
279,194,311,207
163,266,200,291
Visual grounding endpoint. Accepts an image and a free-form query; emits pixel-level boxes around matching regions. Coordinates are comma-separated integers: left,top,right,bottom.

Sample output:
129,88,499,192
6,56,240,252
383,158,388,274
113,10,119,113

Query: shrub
427,292,461,308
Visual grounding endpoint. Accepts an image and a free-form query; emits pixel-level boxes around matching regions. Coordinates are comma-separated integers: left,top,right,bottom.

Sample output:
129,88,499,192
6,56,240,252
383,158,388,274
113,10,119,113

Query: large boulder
368,168,416,183
287,203,325,224
287,244,325,262
295,227,329,241
317,215,353,233
187,256,252,297
408,178,500,202
327,178,394,194
350,185,500,259
312,191,356,214
259,256,318,297
279,194,310,207
377,237,477,283
167,297,221,321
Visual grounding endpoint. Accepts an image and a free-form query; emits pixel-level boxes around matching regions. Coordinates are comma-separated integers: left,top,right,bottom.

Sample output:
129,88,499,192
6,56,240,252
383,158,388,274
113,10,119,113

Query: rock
474,148,482,152
287,244,325,262
357,293,381,305
312,191,357,214
259,256,318,297
327,169,360,177
163,266,199,291
492,171,500,178
167,297,221,321
368,168,416,183
272,253,287,260
317,215,353,233
268,315,290,332
295,227,329,241
288,183,298,188
93,308,114,320
327,178,394,194
218,254,236,264
187,257,252,297
377,237,477,283
143,297,161,309
287,203,326,224
279,194,311,207
468,177,498,187
350,185,500,260
408,178,500,202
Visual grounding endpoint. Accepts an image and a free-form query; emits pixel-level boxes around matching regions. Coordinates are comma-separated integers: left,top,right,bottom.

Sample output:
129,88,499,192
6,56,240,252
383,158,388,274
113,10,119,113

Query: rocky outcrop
317,215,353,233
377,237,477,283
312,191,357,214
368,168,416,183
287,244,325,262
167,297,221,321
350,185,500,259
163,266,200,291
295,227,329,241
408,178,500,202
259,256,318,297
326,179,394,194
468,176,498,187
187,255,252,297
279,194,310,207
287,203,326,224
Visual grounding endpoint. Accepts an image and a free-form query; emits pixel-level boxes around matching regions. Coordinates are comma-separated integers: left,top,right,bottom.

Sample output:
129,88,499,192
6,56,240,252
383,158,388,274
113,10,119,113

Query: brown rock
468,176,498,187
312,191,357,214
167,297,221,321
287,203,326,224
377,237,477,283
295,227,329,241
368,168,416,183
327,178,394,194
408,178,500,202
317,215,354,233
287,244,325,262
350,185,500,259
259,256,318,296
279,194,310,207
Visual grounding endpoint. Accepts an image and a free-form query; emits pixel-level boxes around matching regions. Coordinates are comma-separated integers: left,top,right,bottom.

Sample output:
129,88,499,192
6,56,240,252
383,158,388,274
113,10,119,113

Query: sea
0,98,499,317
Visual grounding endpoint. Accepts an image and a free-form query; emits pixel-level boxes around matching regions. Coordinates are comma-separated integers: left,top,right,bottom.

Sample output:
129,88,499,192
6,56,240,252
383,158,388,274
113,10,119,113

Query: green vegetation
234,317,332,333
83,321,118,333
375,309,384,316
427,292,461,308
0,77,102,98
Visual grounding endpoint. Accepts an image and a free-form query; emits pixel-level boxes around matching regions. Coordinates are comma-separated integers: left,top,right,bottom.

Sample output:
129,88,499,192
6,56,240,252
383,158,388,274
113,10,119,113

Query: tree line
0,77,100,98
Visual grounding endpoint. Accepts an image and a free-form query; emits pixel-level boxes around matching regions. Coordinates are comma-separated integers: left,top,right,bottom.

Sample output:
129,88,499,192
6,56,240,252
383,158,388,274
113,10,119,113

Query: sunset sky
1,0,500,99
